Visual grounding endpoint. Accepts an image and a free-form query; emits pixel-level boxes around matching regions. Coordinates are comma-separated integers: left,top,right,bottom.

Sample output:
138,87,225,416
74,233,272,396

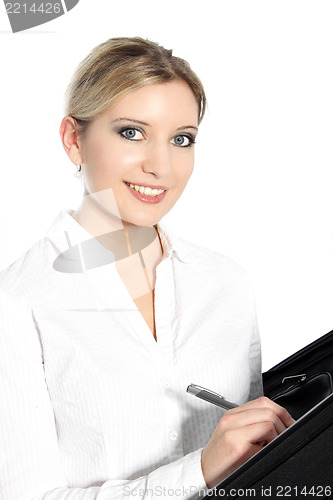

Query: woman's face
77,80,199,226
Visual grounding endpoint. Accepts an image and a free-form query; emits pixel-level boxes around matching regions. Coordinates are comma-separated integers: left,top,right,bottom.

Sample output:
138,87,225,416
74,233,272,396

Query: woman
0,37,294,499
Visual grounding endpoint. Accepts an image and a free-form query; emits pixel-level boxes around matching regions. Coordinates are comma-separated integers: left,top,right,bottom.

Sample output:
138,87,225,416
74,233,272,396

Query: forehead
101,80,199,127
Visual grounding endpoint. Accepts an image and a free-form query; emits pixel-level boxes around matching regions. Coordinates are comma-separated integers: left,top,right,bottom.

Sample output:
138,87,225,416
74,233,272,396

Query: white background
0,1,332,371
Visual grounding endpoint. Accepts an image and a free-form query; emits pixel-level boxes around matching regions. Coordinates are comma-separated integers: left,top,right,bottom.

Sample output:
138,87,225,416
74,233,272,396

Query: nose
142,142,172,178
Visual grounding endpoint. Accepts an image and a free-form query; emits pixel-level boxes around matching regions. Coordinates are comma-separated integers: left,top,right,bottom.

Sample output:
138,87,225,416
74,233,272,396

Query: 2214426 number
276,485,332,497
5,3,62,14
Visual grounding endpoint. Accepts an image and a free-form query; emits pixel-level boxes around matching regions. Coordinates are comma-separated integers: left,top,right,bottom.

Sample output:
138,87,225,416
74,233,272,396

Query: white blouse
0,210,263,500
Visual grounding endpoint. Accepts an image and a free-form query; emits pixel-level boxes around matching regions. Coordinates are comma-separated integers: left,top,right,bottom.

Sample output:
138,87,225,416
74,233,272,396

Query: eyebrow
110,118,149,126
110,117,198,132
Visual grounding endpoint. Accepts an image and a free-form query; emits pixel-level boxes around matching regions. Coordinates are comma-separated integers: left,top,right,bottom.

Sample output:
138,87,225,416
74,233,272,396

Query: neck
72,193,124,237
71,193,164,290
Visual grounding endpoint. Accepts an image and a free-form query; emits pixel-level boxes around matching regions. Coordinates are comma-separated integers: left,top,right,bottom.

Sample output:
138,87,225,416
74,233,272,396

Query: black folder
204,394,333,498
263,329,333,420
203,331,333,498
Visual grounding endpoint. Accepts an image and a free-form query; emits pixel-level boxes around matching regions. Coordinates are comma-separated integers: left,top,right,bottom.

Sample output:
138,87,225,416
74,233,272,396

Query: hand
201,396,295,489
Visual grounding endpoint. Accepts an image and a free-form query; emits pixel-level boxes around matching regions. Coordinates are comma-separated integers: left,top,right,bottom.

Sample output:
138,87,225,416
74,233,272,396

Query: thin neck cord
123,225,152,292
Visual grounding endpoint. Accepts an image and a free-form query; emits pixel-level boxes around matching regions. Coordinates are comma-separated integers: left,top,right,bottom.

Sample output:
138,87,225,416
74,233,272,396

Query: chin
120,212,162,228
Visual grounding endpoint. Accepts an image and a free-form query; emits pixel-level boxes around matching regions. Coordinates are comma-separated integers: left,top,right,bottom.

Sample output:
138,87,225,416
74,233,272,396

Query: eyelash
174,134,196,148
118,127,196,147
119,127,143,141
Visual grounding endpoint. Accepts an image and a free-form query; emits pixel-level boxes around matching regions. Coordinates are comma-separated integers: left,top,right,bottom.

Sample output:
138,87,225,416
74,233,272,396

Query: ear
59,116,84,166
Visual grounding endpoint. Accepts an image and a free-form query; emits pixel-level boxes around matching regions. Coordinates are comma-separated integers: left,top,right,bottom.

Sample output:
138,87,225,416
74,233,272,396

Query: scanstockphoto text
122,485,257,497
122,484,332,497
121,486,256,497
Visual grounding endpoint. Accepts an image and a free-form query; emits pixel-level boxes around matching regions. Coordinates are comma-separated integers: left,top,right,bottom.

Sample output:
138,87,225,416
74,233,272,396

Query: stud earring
74,164,82,179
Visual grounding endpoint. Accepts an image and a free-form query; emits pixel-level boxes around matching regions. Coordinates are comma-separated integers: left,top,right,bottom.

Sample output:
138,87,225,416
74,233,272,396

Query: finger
232,421,280,447
256,440,267,447
221,407,287,435
258,398,295,428
226,396,295,427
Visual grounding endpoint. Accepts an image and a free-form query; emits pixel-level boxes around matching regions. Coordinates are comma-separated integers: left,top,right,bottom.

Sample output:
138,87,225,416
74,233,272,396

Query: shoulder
161,226,255,305
170,229,251,284
0,236,54,302
0,210,78,303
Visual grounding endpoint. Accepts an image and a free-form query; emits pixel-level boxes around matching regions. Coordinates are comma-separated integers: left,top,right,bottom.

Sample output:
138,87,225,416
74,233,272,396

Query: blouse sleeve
0,291,209,500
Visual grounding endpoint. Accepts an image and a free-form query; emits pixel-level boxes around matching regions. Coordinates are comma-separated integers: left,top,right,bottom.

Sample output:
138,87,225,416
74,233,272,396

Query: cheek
175,155,194,185
109,148,142,170
87,143,142,173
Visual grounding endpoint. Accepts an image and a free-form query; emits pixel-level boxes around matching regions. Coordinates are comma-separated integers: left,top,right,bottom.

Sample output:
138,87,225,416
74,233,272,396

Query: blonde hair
65,37,206,137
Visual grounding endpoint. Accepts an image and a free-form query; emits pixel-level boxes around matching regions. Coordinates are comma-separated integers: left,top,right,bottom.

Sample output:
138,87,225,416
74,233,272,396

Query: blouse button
169,430,179,441
161,376,170,388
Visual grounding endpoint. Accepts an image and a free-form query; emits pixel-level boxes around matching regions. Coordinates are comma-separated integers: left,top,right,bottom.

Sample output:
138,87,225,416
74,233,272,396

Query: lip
123,181,167,204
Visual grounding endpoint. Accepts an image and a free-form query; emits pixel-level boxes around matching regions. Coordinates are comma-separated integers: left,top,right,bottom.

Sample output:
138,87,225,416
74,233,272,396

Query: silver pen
186,383,239,410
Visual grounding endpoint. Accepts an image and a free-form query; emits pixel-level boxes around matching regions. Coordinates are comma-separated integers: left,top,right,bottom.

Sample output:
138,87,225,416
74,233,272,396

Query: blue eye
120,128,144,141
173,135,194,147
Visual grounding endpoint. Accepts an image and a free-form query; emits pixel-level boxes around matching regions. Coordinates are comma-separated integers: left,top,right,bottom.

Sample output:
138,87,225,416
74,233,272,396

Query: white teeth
126,182,165,197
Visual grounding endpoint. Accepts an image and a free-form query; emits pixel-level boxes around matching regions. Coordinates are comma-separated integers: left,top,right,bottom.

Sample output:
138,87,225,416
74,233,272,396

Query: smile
125,182,165,197
124,181,167,204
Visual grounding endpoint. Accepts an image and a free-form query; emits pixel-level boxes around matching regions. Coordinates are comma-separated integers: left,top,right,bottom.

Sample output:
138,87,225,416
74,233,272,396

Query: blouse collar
45,209,195,266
